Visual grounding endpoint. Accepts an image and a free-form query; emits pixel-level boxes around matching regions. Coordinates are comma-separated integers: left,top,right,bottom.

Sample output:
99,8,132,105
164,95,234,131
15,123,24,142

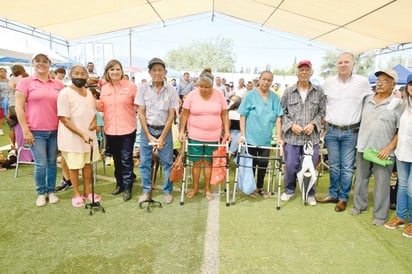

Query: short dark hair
55,67,66,74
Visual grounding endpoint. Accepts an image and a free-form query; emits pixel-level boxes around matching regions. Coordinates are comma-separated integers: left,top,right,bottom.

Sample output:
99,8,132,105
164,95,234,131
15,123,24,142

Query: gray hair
198,67,214,85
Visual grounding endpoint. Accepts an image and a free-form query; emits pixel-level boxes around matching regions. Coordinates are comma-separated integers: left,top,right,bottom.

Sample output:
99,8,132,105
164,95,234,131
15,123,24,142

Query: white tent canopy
1,0,411,54
0,28,67,62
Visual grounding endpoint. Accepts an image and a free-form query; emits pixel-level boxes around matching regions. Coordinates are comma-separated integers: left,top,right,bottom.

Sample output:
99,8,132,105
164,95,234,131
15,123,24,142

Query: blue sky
72,13,335,74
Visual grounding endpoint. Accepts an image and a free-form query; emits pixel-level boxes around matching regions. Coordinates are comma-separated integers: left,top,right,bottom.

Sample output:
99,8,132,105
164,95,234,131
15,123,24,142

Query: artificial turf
0,126,410,273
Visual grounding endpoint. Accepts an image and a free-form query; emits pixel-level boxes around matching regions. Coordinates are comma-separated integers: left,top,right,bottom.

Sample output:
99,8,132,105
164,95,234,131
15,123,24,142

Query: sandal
249,192,258,199
186,190,198,199
72,196,85,208
205,192,214,201
85,193,102,202
257,189,270,199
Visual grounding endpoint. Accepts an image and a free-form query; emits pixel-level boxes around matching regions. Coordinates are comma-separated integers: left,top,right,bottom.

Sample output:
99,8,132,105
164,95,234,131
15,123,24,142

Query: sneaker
48,193,59,204
308,196,317,206
55,179,72,192
372,218,386,226
280,192,294,201
36,194,47,207
139,193,150,203
350,207,365,216
384,216,405,230
402,223,412,238
164,193,174,204
0,129,4,136
105,156,111,166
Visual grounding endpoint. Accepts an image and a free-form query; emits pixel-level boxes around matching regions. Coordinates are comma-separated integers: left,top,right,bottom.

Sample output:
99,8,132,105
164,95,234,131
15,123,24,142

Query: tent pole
129,29,132,67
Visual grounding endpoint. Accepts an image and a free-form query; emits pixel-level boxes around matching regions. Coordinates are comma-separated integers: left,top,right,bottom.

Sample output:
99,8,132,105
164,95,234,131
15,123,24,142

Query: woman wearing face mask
57,65,100,207
15,52,64,207
97,59,137,201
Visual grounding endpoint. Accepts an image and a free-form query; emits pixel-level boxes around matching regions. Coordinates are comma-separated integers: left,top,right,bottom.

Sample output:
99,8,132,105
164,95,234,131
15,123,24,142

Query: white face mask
228,100,235,108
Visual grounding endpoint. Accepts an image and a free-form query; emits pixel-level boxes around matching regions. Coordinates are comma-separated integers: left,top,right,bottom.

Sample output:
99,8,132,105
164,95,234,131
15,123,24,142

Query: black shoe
111,187,123,195
55,179,72,192
123,189,131,201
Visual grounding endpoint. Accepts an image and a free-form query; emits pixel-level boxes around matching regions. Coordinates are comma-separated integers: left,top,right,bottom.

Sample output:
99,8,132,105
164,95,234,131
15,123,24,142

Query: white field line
201,195,220,274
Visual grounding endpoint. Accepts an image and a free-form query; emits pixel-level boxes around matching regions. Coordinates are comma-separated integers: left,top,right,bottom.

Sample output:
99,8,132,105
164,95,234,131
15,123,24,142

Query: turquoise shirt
238,89,283,146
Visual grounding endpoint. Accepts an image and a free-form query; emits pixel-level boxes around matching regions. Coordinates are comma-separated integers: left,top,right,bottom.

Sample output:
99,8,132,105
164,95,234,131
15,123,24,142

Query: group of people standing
4,51,412,238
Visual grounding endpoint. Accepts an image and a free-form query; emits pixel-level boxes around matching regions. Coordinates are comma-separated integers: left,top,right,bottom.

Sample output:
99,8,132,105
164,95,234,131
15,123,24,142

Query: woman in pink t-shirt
57,65,100,208
15,53,64,207
179,68,230,201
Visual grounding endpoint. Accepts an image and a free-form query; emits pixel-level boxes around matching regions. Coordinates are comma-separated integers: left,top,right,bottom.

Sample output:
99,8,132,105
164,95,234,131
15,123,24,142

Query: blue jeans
106,131,136,190
324,125,358,201
396,159,412,222
284,143,319,196
30,130,58,195
139,127,173,194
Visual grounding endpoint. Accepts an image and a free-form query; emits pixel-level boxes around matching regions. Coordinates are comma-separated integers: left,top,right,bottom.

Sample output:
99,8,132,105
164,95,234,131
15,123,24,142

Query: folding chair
15,144,34,178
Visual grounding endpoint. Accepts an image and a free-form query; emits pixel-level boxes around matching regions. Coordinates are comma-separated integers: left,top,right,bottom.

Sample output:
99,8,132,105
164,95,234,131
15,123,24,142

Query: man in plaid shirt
280,60,326,205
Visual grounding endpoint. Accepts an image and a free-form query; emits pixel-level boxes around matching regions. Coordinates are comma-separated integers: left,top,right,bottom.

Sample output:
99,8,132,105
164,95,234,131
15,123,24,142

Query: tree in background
387,56,408,68
165,36,235,72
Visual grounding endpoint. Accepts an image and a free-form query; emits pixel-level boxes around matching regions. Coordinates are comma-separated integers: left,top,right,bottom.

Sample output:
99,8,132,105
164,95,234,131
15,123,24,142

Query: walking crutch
85,139,105,215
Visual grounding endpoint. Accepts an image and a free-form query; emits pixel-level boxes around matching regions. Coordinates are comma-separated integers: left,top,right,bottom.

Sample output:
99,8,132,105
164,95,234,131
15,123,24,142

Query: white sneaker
105,156,111,166
36,194,47,207
48,193,59,204
164,193,174,204
308,196,317,206
280,192,294,201
139,193,150,203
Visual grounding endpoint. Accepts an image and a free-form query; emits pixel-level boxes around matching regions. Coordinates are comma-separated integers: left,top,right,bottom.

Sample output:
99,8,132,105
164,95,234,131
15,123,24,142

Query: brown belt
328,122,360,130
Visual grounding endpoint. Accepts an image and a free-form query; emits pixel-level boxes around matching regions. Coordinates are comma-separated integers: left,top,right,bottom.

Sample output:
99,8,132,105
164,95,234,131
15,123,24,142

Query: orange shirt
97,79,137,136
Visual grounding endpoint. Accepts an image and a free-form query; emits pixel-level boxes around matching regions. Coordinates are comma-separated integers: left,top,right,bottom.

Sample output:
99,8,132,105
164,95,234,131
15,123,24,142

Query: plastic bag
210,137,228,185
236,145,256,195
172,123,181,150
363,148,393,166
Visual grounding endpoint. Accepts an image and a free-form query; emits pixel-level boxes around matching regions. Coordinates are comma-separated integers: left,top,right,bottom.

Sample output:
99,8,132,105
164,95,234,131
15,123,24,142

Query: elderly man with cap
317,52,372,212
350,68,404,226
280,60,326,205
134,57,179,204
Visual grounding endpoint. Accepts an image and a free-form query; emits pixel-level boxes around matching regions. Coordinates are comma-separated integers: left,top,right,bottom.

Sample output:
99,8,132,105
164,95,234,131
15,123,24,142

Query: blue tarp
0,56,30,63
368,64,411,85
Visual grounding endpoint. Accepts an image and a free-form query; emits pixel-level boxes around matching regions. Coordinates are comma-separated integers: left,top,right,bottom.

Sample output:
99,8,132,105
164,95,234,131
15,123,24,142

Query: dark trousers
105,131,136,190
248,146,270,189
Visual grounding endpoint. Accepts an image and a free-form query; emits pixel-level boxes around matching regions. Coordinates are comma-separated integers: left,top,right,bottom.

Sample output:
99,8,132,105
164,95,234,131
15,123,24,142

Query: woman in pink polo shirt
97,59,137,201
179,68,230,201
15,52,64,207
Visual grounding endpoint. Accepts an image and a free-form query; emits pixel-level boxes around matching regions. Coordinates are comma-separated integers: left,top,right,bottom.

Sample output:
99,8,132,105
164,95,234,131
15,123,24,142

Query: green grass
0,125,411,273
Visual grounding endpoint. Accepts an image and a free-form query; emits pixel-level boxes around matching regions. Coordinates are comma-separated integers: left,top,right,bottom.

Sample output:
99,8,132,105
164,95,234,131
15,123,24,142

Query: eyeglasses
376,79,394,84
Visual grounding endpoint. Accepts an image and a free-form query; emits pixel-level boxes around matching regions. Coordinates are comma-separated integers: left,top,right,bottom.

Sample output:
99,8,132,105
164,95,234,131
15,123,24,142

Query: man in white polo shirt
317,52,372,212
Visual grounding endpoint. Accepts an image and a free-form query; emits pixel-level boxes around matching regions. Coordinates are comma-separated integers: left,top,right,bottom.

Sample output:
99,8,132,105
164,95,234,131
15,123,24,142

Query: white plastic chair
14,145,34,178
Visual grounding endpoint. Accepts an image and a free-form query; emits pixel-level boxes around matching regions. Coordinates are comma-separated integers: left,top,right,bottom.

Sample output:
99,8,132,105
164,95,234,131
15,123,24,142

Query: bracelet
239,136,246,140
